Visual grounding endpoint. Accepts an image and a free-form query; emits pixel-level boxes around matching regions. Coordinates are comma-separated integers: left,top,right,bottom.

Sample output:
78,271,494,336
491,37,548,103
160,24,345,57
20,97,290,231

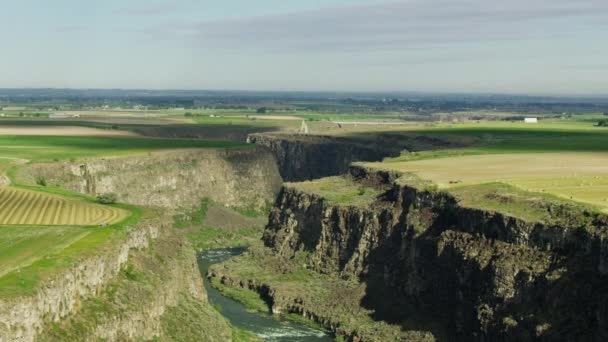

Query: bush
596,119,608,127
97,192,118,204
35,176,47,187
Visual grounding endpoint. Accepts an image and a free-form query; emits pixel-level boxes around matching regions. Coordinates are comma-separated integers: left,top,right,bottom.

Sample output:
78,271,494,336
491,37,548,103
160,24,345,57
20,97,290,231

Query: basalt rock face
248,133,455,182
263,167,608,341
18,147,282,211
0,215,163,342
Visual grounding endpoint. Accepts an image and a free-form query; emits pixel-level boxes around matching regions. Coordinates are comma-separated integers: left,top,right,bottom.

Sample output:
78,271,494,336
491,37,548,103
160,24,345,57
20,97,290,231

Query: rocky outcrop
0,214,164,342
261,166,608,341
248,133,456,181
35,217,232,342
17,147,282,211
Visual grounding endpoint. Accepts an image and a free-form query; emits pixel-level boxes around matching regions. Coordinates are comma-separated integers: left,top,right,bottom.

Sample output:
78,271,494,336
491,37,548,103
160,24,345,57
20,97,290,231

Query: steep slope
214,166,608,341
17,146,282,211
248,133,455,181
0,146,281,341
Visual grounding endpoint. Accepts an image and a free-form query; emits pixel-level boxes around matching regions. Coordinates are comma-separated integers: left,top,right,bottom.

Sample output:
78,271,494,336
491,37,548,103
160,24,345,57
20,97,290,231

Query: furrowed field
0,187,128,225
0,126,248,297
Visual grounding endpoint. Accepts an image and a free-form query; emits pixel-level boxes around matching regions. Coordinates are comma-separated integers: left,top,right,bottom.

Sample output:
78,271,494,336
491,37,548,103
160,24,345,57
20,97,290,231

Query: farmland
0,134,247,162
0,187,128,225
360,121,608,213
0,121,251,299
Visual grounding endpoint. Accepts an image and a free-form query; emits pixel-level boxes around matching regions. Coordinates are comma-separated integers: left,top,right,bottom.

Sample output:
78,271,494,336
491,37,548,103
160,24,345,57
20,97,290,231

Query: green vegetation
0,225,90,278
174,198,265,251
161,295,242,342
96,192,118,205
209,242,411,341
37,218,236,342
0,196,142,298
379,122,608,161
0,135,247,162
173,198,211,229
449,182,597,223
188,226,263,252
286,176,382,207
209,277,270,313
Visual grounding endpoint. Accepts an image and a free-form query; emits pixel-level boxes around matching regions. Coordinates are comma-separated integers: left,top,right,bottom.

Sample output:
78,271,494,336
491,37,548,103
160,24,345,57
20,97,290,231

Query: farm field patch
0,125,137,137
0,187,129,225
365,152,608,211
0,225,91,278
0,135,247,162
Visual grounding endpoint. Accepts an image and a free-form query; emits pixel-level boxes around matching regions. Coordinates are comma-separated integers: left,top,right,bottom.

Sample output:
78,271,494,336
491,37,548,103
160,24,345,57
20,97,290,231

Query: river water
198,248,332,342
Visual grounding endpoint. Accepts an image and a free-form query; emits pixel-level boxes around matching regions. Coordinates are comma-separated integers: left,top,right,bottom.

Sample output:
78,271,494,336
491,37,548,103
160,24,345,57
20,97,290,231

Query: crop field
0,125,136,137
0,187,129,225
0,135,247,162
366,152,608,212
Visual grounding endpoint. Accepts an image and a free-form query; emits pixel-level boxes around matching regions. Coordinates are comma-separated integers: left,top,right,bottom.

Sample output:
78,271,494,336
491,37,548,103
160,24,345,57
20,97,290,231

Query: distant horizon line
0,87,607,100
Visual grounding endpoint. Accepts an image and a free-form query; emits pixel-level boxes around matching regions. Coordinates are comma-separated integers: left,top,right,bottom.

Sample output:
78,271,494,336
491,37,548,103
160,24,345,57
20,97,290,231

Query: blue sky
1,0,607,95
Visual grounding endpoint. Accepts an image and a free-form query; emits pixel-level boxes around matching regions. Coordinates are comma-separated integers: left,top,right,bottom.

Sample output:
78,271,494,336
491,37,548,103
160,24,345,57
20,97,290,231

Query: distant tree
184,112,193,117
97,193,118,204
603,112,608,116
256,107,267,114
596,119,608,127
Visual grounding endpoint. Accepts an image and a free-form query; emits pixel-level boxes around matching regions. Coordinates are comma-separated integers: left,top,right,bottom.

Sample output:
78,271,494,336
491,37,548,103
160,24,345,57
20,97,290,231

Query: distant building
524,117,538,124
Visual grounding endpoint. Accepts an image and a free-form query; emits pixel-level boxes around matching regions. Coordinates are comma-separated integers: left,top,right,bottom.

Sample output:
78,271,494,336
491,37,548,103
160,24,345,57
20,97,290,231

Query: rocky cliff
261,166,608,341
17,146,282,211
36,215,232,342
248,133,456,181
0,213,164,341
0,146,277,341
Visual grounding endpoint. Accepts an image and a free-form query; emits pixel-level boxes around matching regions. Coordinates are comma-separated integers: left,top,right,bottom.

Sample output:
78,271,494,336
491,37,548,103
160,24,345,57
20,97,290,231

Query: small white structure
524,117,538,124
299,120,309,134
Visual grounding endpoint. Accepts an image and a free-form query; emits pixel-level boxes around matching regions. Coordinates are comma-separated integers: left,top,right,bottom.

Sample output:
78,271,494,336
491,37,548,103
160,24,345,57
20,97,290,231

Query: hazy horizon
2,0,607,95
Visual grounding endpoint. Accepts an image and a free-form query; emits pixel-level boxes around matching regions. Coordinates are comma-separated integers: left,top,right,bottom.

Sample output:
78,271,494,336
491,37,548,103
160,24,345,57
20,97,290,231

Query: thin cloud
118,1,178,16
143,0,608,52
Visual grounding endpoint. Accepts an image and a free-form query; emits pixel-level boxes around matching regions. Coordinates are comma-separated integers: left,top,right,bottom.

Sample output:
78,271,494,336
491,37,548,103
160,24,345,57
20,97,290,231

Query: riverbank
199,248,331,341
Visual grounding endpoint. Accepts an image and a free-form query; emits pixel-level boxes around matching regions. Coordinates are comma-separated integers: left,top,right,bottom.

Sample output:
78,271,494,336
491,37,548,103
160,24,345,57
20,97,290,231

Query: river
198,248,333,342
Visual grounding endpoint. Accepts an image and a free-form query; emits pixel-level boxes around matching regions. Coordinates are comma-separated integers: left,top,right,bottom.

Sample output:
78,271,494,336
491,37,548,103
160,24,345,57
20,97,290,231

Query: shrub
35,176,47,187
97,192,118,204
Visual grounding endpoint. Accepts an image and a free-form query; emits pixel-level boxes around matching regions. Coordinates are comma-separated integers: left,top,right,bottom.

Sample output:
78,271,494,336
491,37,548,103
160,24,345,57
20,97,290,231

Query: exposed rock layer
261,166,608,341
0,215,164,342
18,147,282,211
248,133,456,181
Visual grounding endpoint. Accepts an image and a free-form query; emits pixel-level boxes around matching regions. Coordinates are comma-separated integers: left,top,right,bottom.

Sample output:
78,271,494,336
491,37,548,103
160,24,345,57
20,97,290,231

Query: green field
286,176,382,207
0,225,91,278
0,135,247,162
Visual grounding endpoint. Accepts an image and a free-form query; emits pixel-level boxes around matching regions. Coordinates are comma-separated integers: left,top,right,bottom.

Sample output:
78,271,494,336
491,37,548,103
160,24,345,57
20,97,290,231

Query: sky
1,0,607,95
